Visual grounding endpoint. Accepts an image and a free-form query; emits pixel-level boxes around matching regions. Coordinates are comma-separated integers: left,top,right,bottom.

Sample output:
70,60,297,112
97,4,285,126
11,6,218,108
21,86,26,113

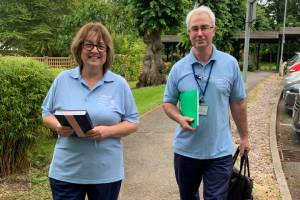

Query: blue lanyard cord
192,61,214,99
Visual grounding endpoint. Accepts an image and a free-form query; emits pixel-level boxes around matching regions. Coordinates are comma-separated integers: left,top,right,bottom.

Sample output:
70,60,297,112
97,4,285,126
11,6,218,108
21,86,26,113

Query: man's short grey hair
186,5,216,30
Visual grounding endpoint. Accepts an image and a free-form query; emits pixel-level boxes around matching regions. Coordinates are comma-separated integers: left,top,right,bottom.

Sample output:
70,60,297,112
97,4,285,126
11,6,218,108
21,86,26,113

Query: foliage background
1,0,299,63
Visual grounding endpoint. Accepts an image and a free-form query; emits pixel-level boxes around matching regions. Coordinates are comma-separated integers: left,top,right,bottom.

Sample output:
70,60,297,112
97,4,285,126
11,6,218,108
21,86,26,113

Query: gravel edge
232,74,283,200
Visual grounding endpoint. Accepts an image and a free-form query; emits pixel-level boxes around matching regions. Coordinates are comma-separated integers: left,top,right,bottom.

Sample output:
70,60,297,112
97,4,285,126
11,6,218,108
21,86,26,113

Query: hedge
0,56,56,177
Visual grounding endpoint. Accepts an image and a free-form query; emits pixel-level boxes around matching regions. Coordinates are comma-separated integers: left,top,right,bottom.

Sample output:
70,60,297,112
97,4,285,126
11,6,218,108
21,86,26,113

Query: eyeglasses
82,42,107,52
189,25,214,33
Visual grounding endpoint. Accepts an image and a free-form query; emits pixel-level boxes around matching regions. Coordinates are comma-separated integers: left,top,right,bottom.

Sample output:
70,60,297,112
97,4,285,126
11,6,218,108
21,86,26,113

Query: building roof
161,27,300,43
234,27,300,41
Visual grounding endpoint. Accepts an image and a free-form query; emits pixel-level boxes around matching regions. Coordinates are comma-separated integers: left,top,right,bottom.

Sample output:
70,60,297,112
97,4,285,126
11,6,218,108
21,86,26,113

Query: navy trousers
174,153,233,200
49,178,121,200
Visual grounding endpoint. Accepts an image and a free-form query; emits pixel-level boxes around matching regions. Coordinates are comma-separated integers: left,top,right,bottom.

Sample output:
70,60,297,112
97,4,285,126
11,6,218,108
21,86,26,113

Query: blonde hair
186,5,215,30
71,22,114,73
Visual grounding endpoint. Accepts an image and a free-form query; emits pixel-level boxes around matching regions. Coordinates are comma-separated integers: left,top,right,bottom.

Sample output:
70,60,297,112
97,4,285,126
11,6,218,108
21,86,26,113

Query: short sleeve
229,60,247,102
122,80,139,124
41,77,58,117
163,66,180,105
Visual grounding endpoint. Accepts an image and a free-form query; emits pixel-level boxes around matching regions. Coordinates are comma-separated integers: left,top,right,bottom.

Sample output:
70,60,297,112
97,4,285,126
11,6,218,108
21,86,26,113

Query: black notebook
54,110,93,137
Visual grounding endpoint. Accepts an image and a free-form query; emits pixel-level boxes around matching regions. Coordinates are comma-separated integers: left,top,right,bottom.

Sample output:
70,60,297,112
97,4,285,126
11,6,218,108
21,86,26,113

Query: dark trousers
174,153,233,200
49,178,122,200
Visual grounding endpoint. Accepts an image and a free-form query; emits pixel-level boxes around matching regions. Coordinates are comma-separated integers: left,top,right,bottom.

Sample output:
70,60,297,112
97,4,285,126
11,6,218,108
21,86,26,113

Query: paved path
119,72,273,200
246,71,273,90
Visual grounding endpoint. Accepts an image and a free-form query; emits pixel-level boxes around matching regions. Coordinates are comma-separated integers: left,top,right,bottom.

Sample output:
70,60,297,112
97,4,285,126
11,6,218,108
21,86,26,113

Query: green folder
179,90,199,128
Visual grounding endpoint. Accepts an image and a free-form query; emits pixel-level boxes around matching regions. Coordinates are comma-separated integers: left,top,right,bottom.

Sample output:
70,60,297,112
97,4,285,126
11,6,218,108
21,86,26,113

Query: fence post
44,56,49,66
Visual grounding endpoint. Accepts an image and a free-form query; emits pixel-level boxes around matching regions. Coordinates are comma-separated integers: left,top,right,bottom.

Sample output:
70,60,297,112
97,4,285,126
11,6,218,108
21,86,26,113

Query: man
163,6,250,200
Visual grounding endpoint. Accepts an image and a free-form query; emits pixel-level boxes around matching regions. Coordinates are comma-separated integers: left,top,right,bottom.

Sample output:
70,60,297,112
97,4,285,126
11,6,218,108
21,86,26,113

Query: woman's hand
86,121,138,140
56,124,74,137
86,126,112,140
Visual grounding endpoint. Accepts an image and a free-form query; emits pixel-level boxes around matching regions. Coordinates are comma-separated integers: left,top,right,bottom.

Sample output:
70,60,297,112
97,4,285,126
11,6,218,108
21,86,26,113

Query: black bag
227,148,253,200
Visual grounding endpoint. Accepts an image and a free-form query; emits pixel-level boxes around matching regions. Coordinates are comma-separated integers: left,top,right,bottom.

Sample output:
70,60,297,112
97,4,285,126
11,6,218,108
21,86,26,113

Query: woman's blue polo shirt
42,66,139,184
163,47,246,159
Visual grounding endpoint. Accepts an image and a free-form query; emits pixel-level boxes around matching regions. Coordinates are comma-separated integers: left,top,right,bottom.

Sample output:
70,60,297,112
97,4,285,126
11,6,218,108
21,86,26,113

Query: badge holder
199,96,208,116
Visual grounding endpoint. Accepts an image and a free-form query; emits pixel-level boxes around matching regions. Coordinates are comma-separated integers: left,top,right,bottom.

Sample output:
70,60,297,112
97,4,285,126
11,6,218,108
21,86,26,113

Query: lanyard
192,61,214,102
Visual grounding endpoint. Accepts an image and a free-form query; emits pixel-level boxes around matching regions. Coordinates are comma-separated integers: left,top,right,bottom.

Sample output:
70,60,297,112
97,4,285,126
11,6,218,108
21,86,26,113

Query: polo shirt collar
69,66,115,83
187,45,218,66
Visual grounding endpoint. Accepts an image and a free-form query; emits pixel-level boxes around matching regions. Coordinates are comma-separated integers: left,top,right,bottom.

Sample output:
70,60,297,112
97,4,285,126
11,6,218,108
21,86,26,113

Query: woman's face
81,33,107,69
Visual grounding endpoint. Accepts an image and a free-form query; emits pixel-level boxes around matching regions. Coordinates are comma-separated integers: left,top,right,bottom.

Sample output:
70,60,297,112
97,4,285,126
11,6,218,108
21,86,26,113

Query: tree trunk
136,31,166,88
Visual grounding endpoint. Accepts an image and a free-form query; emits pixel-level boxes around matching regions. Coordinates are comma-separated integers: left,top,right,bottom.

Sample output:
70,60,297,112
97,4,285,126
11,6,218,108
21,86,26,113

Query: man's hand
239,137,250,156
178,116,196,131
163,102,196,132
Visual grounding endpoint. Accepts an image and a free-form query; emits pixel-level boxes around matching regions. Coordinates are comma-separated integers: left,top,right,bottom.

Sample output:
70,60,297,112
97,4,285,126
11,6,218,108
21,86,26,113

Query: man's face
188,13,215,51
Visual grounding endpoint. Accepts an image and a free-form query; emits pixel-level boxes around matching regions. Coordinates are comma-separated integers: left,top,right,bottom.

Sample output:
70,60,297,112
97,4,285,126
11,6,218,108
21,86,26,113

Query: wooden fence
31,56,76,68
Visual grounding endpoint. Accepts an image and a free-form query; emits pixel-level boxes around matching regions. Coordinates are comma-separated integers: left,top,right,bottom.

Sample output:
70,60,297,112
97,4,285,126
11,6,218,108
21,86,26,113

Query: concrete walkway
120,106,178,200
119,72,273,200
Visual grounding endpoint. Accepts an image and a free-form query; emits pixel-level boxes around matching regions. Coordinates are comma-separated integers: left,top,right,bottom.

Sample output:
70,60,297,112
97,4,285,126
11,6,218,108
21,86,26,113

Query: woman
42,22,139,200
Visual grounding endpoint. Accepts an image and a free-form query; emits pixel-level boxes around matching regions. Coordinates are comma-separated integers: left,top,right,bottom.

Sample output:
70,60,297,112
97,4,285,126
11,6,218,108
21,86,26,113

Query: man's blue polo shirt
42,66,139,184
163,46,246,159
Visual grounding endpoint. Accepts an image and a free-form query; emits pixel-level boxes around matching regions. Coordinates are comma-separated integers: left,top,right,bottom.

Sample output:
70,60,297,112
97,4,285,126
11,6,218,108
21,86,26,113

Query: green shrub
112,54,143,81
113,34,145,56
112,34,145,81
0,56,55,177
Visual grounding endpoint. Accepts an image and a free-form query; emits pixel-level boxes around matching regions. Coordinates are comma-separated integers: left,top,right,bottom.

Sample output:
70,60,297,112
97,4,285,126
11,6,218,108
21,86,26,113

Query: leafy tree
0,0,73,56
198,0,245,51
57,0,138,56
0,1,30,55
263,0,300,28
130,0,187,87
262,0,300,59
252,4,273,31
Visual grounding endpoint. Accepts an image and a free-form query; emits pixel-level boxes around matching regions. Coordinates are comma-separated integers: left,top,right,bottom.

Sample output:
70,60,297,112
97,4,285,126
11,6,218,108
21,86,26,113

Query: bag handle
239,150,251,177
233,148,251,177
244,152,251,177
233,148,240,165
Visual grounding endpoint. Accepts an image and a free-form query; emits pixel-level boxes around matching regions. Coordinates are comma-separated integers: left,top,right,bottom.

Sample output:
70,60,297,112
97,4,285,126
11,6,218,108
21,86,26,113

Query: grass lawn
132,84,165,115
0,83,166,200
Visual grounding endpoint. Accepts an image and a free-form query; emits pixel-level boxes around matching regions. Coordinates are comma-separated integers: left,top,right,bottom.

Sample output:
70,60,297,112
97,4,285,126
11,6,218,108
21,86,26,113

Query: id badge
199,103,208,116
